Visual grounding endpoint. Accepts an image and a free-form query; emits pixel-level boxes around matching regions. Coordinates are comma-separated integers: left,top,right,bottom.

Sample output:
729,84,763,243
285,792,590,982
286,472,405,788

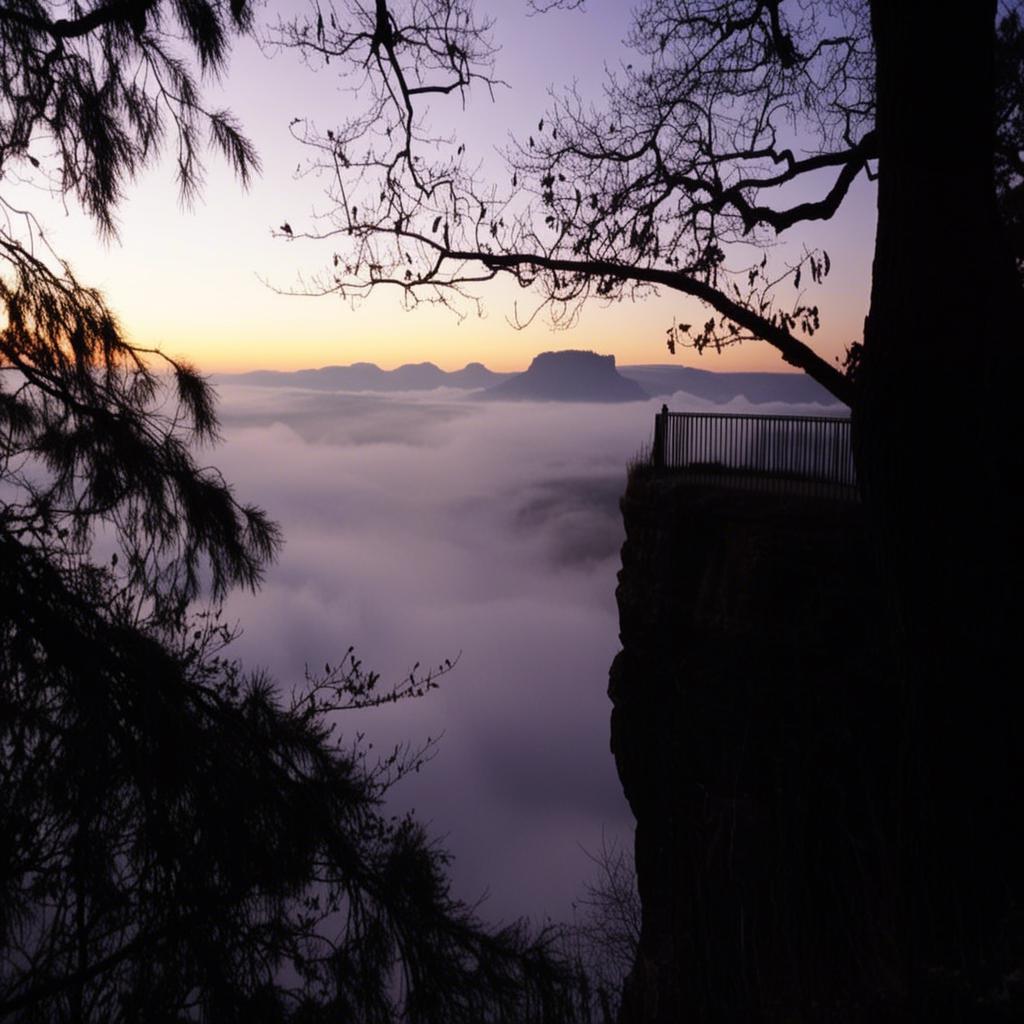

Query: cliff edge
609,471,896,1021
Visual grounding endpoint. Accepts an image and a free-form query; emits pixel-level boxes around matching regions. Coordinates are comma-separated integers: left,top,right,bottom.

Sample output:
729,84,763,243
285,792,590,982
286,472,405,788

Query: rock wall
609,471,896,1022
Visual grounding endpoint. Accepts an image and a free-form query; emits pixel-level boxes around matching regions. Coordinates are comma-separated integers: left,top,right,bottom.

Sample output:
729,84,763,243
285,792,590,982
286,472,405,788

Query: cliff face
609,472,895,1022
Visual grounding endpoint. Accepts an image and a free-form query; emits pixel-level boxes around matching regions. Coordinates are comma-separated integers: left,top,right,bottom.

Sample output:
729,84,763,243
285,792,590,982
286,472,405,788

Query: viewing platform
650,406,858,501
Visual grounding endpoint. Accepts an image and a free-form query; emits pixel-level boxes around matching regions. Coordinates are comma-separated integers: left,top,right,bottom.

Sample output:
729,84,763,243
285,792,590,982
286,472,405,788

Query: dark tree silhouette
1,0,273,622
276,0,872,403
562,838,639,1024
279,0,1024,1014
853,6,1024,1012
0,582,583,1021
0,2,591,1020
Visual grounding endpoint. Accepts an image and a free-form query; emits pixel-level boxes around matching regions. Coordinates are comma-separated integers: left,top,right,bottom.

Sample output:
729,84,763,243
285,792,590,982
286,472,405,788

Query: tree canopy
0,2,593,1019
278,1,1024,407
277,0,886,403
1,0,274,619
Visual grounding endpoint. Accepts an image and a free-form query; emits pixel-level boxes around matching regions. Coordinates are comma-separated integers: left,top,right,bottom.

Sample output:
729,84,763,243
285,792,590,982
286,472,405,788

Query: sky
208,382,848,925
16,0,877,374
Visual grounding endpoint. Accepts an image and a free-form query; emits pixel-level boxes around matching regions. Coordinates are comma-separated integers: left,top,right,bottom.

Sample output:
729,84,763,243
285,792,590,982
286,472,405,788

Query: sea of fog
210,384,844,926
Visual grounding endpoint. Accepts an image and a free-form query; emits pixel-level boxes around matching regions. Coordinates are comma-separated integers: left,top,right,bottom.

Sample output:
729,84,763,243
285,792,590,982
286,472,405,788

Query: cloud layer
209,384,845,924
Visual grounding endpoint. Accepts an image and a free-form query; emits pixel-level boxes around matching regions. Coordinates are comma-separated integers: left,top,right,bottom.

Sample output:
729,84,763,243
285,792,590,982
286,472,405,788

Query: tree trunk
858,1,1024,1011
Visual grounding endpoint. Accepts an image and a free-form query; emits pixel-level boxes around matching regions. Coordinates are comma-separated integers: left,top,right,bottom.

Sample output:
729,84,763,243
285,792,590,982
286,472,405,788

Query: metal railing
652,407,858,500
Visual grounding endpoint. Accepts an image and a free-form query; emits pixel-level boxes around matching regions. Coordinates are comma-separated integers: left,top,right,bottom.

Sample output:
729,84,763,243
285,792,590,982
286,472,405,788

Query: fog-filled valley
209,380,847,924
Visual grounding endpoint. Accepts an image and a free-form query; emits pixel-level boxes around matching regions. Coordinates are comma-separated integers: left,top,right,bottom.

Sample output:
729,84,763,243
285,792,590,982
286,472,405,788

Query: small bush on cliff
563,837,641,1023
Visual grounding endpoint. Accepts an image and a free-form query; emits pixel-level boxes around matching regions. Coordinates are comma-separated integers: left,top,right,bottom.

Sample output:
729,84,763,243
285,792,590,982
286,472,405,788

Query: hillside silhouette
218,361,513,391
617,364,840,406
217,354,842,406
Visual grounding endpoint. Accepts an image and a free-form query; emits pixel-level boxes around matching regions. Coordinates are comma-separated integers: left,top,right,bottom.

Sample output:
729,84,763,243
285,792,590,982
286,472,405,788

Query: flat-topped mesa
483,349,649,403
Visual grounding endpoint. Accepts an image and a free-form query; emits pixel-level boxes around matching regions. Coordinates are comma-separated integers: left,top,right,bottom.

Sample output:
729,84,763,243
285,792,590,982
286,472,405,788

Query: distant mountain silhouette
482,350,649,402
215,356,842,406
216,362,514,392
618,364,840,406
448,362,504,389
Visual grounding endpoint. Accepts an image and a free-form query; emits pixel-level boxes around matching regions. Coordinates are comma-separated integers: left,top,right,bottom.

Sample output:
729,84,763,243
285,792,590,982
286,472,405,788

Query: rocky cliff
609,470,897,1022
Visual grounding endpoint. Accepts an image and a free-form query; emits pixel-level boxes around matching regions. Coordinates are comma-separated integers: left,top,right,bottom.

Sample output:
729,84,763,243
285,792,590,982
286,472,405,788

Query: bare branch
280,1,876,403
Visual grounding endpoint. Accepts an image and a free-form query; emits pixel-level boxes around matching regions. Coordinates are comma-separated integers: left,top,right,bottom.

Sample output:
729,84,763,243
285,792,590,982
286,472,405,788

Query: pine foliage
0,2,590,1020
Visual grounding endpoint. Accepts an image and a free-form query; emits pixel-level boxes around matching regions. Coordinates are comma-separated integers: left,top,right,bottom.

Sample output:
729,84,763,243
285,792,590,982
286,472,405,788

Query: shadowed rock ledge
609,470,896,1023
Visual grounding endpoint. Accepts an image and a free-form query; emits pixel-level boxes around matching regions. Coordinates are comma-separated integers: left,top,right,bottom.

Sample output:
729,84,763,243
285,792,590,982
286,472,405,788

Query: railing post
653,404,667,470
